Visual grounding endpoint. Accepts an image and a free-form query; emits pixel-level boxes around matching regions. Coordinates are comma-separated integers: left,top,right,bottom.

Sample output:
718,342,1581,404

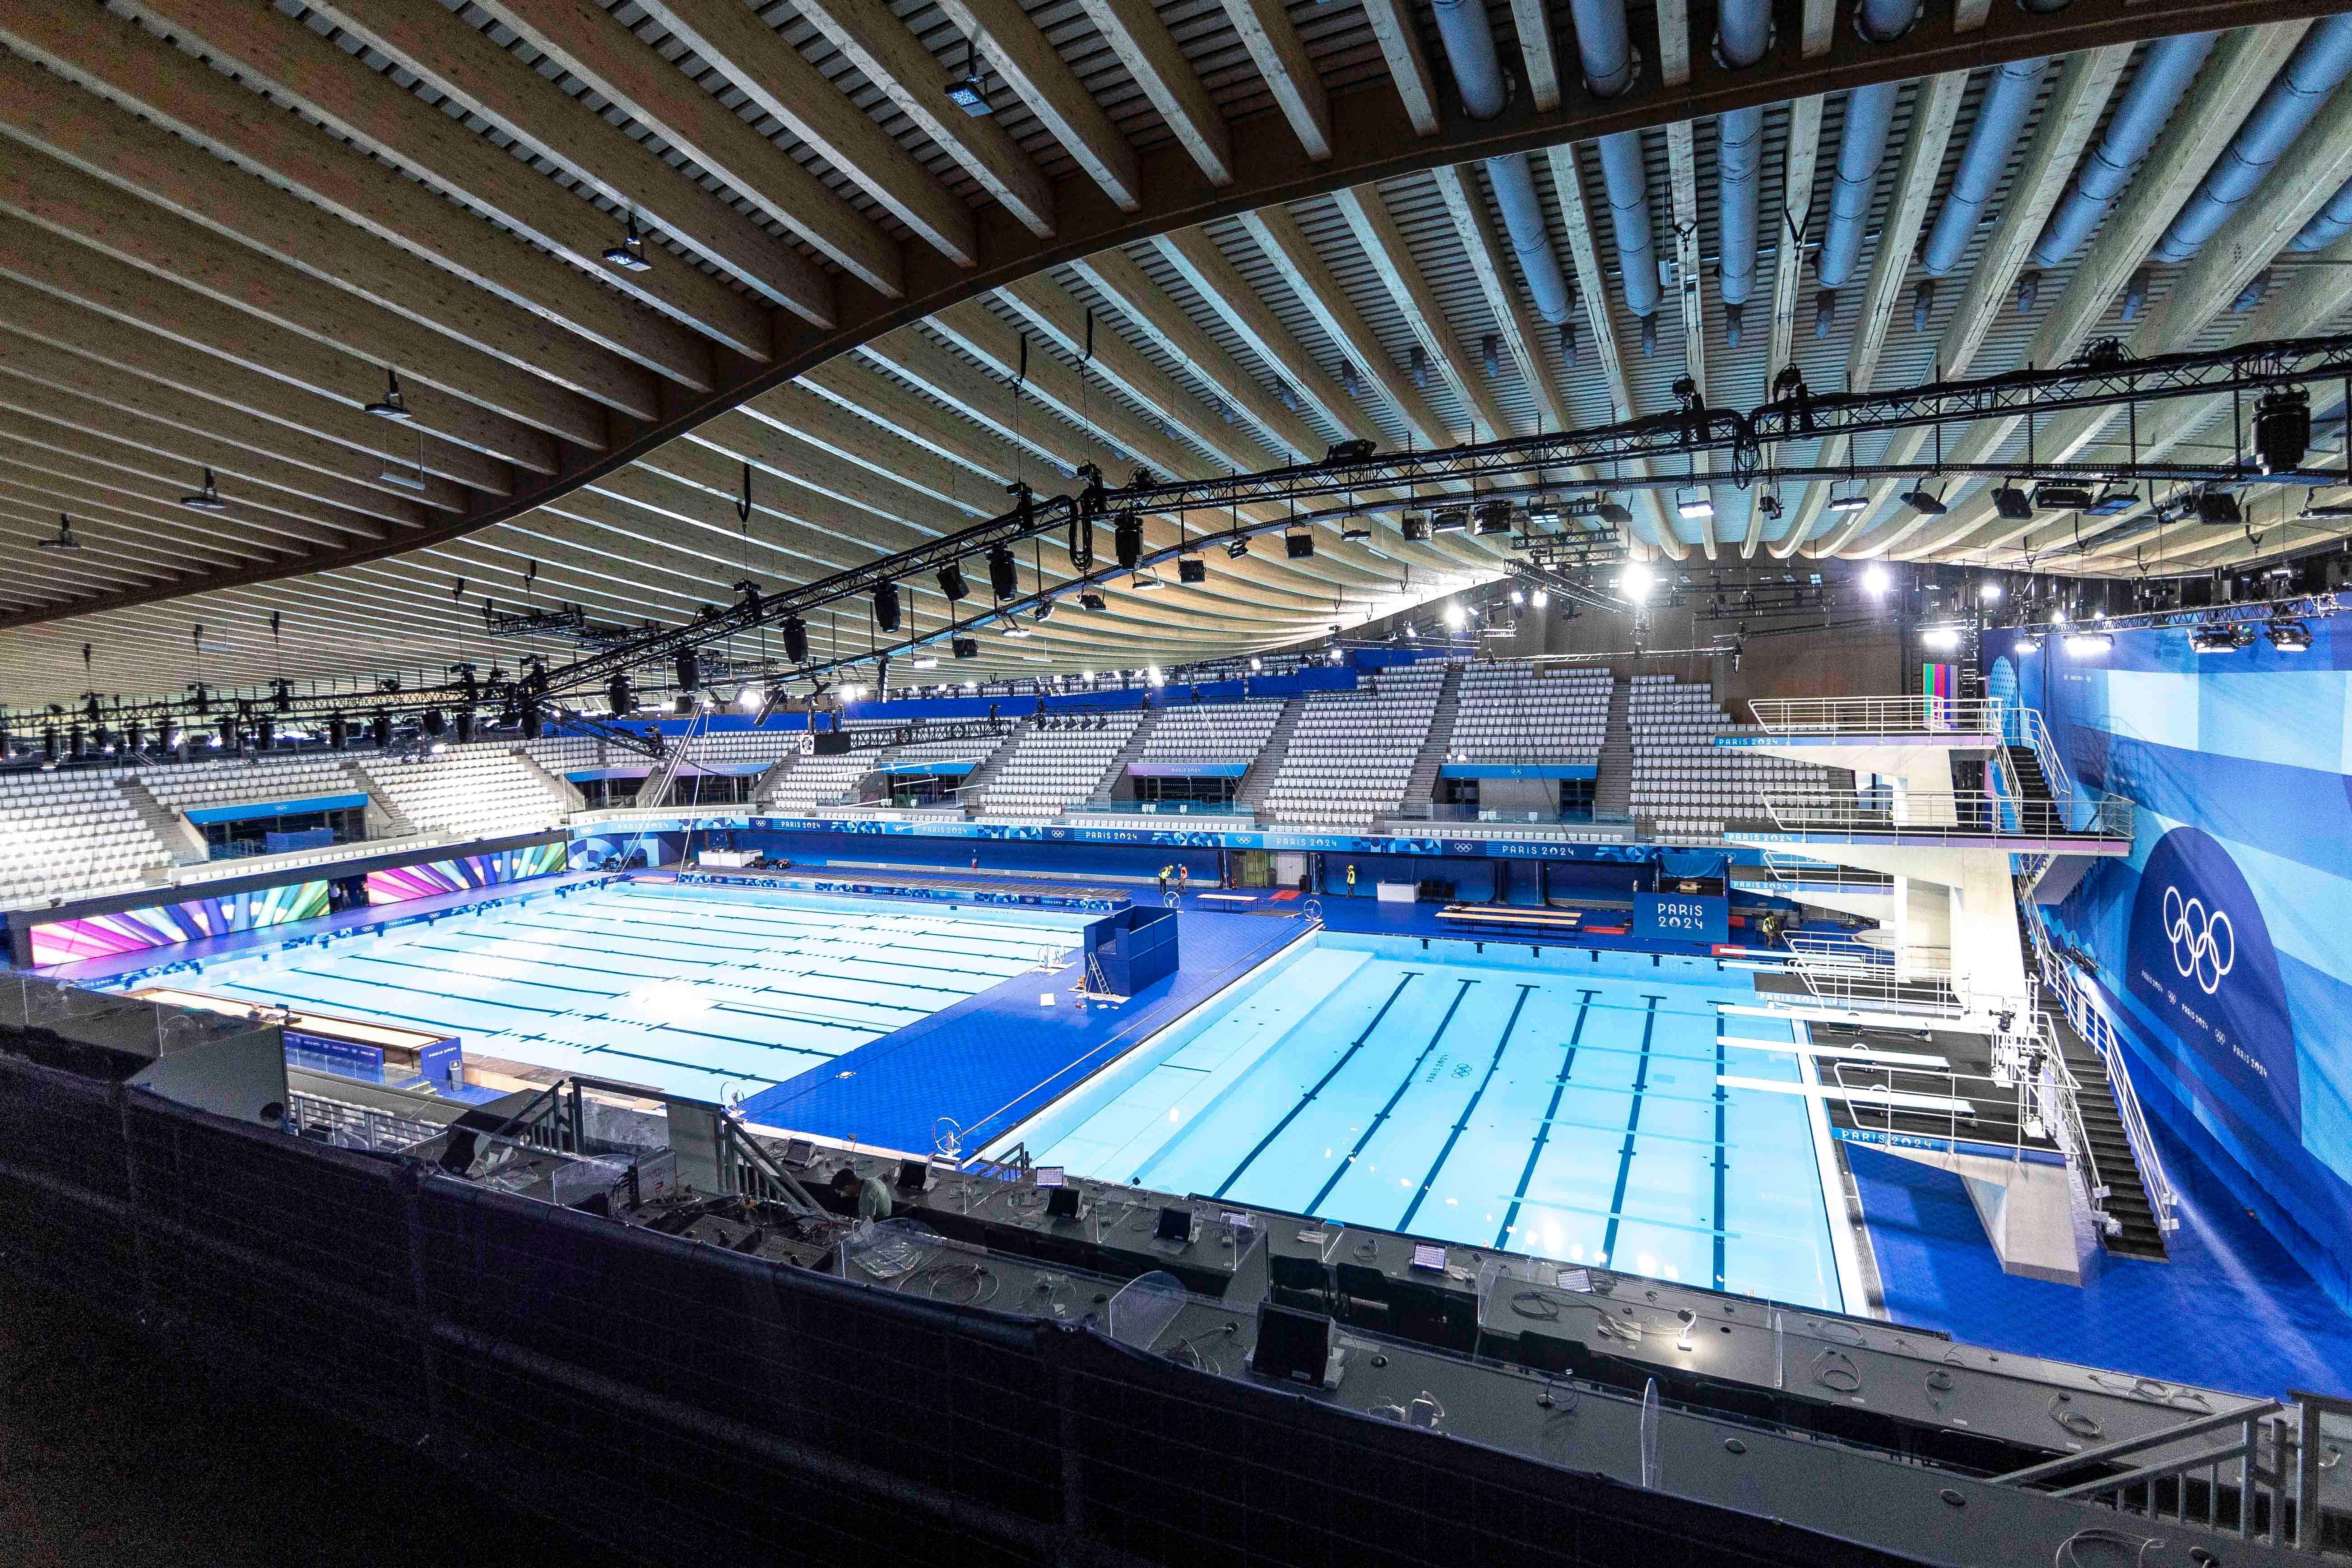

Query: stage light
521,704,542,740
873,580,901,632
938,564,969,603
1596,500,1634,526
1002,619,1032,638
1114,516,1141,571
2032,482,2096,512
2256,387,2311,474
1340,519,1371,541
2013,632,2042,653
1826,490,1869,514
601,213,653,272
36,513,79,550
912,656,939,671
2194,491,2241,526
1443,602,1467,629
2064,631,2114,654
179,468,228,511
371,712,391,750
1531,590,1550,608
1249,657,1263,671
1285,531,1315,559
1131,570,1163,591
2265,618,2315,652
1033,600,1055,622
1675,487,1714,520
1226,535,1251,559
1979,580,2002,603
1178,556,1206,584
1510,589,1525,606
454,710,474,745
2190,624,2250,654
1861,563,1891,597
738,683,765,709
1899,483,1947,516
422,707,445,738
364,368,413,421
1147,665,1164,684
1079,591,1107,611
1474,501,1515,535
783,615,809,663
952,636,979,659
1400,515,1430,541
1923,626,1960,651
988,543,1018,599
1991,485,2033,521
1621,563,1655,601
1431,508,1469,534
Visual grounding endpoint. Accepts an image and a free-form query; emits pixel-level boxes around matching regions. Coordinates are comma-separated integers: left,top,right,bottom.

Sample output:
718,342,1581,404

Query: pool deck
738,906,1314,1159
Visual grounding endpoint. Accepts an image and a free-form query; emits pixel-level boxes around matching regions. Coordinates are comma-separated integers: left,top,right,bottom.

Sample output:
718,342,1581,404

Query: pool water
184,881,1094,1104
997,936,1847,1311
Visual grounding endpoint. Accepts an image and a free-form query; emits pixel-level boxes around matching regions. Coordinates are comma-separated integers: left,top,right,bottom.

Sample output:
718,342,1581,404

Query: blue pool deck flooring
738,907,1310,1158
177,881,1098,1106
998,938,1847,1312
1851,1123,2352,1400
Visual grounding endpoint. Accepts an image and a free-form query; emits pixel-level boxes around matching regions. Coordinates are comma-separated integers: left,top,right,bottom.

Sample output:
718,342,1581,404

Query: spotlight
1324,438,1377,464
2032,482,2096,512
1249,657,1263,672
601,213,653,272
2190,623,2250,654
1114,515,1141,571
521,704,542,740
1178,556,1206,584
1079,591,1107,611
1443,602,1467,629
1531,590,1550,608
938,563,969,602
2256,388,2311,475
873,580,901,632
1131,569,1164,591
1596,500,1634,526
988,543,1018,599
1991,485,2034,522
1826,490,1870,514
2086,487,2138,517
1285,531,1315,559
1861,563,1891,597
1922,626,1961,651
2013,632,2043,653
1432,509,1469,534
912,656,939,670
179,468,228,511
738,683,765,710
1621,563,1655,600
944,34,993,114
951,636,979,659
783,615,809,663
1979,580,2002,603
1898,482,1947,516
2064,631,2115,654
1473,501,1515,536
1675,487,1714,520
1147,665,1164,685
364,368,413,421
2265,618,2315,652
1033,599,1055,622
36,513,79,550
1002,618,1032,638
454,710,475,745
1340,518,1372,542
1400,514,1430,541
2194,491,2242,526
1226,535,1251,559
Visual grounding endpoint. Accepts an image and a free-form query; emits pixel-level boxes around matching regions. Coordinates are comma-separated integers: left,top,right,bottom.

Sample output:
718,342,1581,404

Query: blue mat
740,910,1310,1157
1849,1123,2352,1400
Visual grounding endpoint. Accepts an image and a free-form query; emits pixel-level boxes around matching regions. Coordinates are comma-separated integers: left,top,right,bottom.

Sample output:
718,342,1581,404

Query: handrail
2023,908,2181,1236
1744,695,2088,823
1756,787,2133,843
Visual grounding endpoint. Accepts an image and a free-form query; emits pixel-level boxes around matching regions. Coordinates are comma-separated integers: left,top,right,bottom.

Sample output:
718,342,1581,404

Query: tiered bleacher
523,735,603,773
1261,663,1444,826
1447,665,1610,762
762,751,871,813
0,770,174,905
141,755,358,816
977,713,1140,819
1134,699,1283,764
358,745,567,837
1627,675,1852,839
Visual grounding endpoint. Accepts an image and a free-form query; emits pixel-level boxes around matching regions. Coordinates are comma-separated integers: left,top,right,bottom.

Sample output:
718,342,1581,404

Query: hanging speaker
1114,516,1141,571
874,580,900,632
454,710,474,745
988,543,1018,599
329,713,348,750
676,649,700,692
608,673,632,714
422,707,446,738
521,703,543,740
1178,557,1206,584
783,616,809,663
938,564,968,602
371,711,391,750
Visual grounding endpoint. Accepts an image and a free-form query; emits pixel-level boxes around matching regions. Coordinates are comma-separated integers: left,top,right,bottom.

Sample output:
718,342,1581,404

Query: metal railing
1993,1392,2352,1554
1783,932,1970,1017
1746,695,2089,824
1753,850,1895,891
1757,787,2134,843
2024,909,2182,1237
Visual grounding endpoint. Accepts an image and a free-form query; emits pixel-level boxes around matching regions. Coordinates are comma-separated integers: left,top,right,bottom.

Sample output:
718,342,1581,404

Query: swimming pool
176,881,1095,1104
993,934,1848,1311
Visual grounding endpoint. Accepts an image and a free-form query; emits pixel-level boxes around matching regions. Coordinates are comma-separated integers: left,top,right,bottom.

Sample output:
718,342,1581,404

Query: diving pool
993,934,1848,1311
174,881,1095,1104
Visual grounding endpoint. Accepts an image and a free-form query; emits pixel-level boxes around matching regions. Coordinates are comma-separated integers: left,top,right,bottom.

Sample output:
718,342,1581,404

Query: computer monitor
894,1158,928,1191
782,1139,813,1167
1410,1241,1447,1273
1252,1303,1333,1387
1035,1166,1065,1188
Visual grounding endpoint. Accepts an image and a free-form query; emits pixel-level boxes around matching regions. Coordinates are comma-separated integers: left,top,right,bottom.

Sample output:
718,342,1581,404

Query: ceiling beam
1220,0,1331,161
1433,164,1574,438
936,0,1141,213
468,0,900,297
1748,96,1823,556
1075,0,1233,186
626,0,978,266
1334,181,1512,441
1357,0,1440,135
0,424,390,547
288,0,829,326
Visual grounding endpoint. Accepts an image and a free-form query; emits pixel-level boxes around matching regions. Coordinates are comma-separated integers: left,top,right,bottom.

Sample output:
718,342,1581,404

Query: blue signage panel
1635,893,1728,943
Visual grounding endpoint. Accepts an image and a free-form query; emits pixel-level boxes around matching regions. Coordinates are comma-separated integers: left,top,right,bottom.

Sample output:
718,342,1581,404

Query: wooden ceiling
0,0,2338,705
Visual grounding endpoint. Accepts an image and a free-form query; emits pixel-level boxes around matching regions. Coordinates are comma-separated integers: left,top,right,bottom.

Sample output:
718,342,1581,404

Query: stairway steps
1593,677,1633,818
1402,663,1464,807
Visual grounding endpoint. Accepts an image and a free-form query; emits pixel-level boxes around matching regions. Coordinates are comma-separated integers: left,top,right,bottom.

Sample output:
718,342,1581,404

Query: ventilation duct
2292,171,2352,250
1713,0,1772,346
1815,81,1900,329
2029,33,2216,269
1568,0,1656,322
1430,0,1573,325
2153,16,2352,264
1914,57,2047,326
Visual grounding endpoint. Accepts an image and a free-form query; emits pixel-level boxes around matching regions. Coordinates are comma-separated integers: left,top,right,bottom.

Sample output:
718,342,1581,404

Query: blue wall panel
1989,620,2352,1305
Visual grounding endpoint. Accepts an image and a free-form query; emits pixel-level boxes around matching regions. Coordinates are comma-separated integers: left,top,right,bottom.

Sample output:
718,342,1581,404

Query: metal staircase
1087,705,1161,803
114,775,208,865
1593,677,1633,817
1232,697,1303,815
752,752,798,808
340,758,417,838
954,718,1030,811
511,746,586,814
1401,662,1463,808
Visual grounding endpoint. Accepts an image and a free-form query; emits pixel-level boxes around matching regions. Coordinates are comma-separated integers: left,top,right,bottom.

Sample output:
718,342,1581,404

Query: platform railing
1753,851,1895,891
2023,909,2181,1237
1748,694,2006,736
1756,786,2134,844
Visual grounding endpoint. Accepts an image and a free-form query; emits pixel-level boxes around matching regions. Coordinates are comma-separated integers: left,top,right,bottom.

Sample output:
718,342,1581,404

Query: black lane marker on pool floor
1494,989,1597,1250
1305,979,1477,1215
1599,994,1665,1267
1211,970,1420,1200
1713,1015,1730,1289
1397,983,1536,1233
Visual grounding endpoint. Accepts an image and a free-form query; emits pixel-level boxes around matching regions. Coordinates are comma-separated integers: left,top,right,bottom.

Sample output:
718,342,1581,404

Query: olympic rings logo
2163,885,2234,995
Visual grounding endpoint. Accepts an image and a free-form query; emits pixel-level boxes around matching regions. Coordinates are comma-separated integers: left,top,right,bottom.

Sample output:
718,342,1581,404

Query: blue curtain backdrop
1986,620,2352,1305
